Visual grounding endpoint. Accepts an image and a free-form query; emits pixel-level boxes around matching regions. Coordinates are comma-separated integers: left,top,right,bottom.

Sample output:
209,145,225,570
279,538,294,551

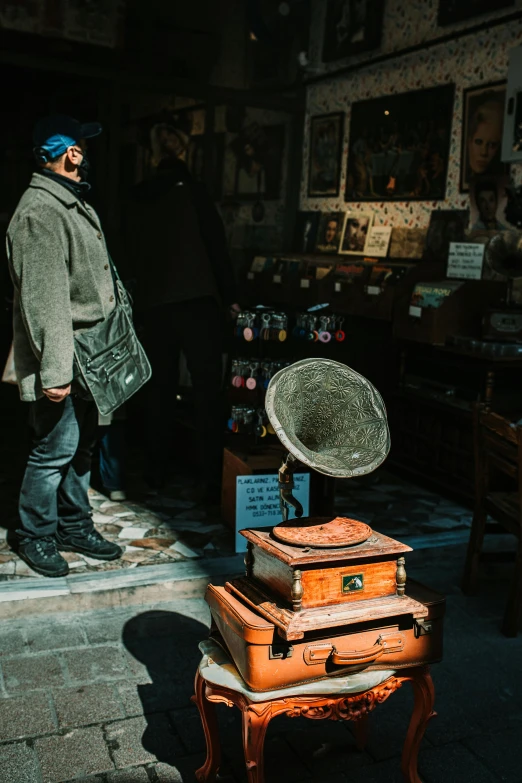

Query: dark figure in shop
124,120,239,503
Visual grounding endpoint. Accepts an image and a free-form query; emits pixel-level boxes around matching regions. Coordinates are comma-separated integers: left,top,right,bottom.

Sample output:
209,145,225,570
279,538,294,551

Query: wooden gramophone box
229,517,427,641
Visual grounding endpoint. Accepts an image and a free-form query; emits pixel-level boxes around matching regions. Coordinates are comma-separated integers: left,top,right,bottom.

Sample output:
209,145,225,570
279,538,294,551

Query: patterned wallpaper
302,6,522,228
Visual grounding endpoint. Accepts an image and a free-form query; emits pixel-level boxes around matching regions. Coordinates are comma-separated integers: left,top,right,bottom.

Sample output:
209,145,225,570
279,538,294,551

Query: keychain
318,315,332,344
246,364,258,390
334,316,346,342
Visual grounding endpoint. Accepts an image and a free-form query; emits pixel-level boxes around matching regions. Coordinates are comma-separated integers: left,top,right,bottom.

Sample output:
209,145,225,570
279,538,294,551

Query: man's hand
43,384,71,403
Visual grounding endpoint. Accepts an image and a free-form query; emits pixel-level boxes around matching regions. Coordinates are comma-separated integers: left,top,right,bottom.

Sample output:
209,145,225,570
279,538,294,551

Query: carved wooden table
192,640,435,783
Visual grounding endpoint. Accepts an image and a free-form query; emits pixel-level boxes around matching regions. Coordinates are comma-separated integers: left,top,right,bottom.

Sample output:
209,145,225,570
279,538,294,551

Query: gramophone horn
265,358,390,479
486,230,522,279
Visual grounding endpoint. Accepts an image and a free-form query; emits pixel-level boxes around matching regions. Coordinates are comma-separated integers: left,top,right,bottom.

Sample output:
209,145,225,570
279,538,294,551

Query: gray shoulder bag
73,259,152,416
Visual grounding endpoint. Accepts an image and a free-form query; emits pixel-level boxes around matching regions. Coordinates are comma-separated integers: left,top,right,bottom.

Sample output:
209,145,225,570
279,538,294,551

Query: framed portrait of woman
308,113,344,197
460,82,508,193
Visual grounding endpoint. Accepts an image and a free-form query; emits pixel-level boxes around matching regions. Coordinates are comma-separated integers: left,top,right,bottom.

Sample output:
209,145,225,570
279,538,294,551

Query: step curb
0,555,244,619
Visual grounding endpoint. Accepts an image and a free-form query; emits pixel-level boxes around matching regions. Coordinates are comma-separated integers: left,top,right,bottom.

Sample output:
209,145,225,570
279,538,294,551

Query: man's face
477,189,498,223
325,220,338,243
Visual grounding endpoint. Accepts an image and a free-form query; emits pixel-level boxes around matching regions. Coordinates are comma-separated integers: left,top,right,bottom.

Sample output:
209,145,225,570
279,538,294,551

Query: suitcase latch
269,643,293,660
414,619,433,638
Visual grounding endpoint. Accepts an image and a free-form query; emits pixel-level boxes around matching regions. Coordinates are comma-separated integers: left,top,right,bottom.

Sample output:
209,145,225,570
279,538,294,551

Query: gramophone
225,359,429,641
482,230,522,342
206,359,443,692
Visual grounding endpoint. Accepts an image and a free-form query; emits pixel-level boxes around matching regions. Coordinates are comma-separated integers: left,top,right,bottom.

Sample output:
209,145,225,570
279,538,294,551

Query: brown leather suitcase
206,579,444,692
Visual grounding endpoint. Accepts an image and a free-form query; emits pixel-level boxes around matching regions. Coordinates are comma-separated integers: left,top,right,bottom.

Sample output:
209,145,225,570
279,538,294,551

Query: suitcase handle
304,634,404,667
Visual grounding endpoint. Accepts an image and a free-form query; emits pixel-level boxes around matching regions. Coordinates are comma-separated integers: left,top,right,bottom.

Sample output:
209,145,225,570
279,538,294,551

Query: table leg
241,702,272,783
192,670,221,783
401,668,435,783
353,714,369,751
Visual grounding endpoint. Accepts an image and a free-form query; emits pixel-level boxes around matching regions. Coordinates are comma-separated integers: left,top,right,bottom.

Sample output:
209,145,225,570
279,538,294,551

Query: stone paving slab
0,691,57,741
35,726,114,782
53,684,124,728
0,742,42,783
2,652,66,692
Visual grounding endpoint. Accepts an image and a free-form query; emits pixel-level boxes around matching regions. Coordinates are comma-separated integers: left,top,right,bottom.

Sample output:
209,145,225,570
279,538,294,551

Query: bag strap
106,253,126,305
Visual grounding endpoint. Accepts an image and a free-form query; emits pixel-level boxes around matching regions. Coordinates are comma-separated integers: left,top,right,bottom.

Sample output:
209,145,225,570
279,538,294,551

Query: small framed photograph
339,212,373,255
460,82,508,193
315,212,345,254
308,113,344,197
322,0,385,63
293,211,321,253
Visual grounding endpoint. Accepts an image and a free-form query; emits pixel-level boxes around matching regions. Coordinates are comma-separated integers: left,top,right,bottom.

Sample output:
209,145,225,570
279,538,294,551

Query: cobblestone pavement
1,538,521,783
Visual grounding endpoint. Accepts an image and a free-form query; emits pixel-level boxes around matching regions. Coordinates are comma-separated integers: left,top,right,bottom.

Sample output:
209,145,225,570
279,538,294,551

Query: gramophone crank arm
278,453,304,521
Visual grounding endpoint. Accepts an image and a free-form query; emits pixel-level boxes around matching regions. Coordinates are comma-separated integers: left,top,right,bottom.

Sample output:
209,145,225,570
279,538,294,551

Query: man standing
124,121,240,503
6,115,122,577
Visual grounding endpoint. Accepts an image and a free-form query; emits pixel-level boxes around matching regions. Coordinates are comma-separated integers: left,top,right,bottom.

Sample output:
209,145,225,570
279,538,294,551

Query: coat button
104,264,109,270
97,232,102,239
109,295,114,302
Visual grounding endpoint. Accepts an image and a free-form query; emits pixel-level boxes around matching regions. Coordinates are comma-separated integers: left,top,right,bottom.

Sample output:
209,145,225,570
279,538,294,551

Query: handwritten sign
235,473,310,553
365,227,392,258
447,243,485,280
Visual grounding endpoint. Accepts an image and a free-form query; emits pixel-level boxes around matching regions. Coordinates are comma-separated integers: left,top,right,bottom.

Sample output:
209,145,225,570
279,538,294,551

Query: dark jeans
99,422,126,491
17,395,98,541
141,297,225,490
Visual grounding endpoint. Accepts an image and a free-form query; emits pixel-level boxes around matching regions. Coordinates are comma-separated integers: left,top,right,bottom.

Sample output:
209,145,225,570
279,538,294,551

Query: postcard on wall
339,213,373,255
365,226,392,257
315,212,345,253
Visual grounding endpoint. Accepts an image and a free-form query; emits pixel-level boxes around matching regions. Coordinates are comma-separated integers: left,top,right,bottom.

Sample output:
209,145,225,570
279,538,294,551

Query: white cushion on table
198,639,396,704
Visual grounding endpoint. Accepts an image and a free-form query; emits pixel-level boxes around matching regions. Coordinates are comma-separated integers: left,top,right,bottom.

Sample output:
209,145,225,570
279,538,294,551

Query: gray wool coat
6,173,116,401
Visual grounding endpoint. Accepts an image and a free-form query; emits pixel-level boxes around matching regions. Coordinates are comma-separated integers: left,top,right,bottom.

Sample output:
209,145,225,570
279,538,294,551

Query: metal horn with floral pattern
265,358,390,520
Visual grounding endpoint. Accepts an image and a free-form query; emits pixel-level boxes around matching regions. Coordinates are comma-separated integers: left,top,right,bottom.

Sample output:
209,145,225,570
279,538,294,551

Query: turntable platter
272,516,372,549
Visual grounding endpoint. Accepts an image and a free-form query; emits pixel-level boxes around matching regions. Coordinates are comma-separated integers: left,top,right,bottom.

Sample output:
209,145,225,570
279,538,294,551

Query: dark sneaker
56,529,123,561
18,537,69,578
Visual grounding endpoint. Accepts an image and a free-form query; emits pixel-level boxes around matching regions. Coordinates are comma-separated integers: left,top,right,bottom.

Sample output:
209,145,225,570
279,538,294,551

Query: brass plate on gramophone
272,516,372,549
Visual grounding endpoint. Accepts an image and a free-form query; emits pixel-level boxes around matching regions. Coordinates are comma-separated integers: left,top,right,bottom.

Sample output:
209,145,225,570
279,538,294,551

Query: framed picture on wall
460,82,508,193
315,212,345,253
339,212,373,254
308,113,344,197
293,211,321,253
437,0,514,27
230,124,286,201
345,83,455,202
322,0,385,63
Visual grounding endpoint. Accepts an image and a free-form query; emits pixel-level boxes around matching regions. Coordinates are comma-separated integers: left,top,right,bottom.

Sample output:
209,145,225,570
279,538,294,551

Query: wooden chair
462,403,522,636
